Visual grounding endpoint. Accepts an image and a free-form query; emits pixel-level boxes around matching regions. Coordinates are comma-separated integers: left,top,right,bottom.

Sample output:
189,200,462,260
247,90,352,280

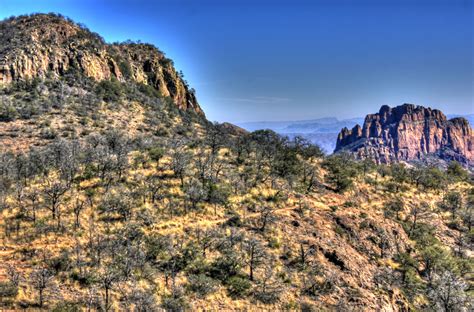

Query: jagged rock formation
0,13,203,115
335,104,474,165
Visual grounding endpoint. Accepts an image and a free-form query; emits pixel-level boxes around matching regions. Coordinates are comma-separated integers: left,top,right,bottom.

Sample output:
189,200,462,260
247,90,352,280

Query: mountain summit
0,13,203,115
0,13,211,152
335,104,474,165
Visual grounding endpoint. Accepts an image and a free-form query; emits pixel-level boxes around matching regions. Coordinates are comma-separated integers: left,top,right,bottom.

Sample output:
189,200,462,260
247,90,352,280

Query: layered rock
335,104,474,165
0,13,203,115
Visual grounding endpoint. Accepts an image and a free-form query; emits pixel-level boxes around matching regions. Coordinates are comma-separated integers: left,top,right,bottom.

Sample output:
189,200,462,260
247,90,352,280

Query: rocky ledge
335,104,474,165
0,13,204,116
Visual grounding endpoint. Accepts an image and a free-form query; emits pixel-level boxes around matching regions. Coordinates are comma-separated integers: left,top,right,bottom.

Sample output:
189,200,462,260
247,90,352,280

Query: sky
0,0,472,122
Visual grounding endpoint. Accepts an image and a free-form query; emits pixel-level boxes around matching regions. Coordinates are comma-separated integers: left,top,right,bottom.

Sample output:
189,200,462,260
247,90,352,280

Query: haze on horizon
0,0,472,123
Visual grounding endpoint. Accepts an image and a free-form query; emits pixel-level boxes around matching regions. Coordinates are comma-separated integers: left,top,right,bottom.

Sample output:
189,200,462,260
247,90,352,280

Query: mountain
237,117,363,153
0,13,211,153
449,114,474,127
335,104,474,166
284,117,363,134
0,13,203,116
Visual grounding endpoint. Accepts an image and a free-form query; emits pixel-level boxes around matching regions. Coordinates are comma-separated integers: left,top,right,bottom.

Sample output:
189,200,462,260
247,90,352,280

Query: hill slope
0,13,203,115
0,14,210,153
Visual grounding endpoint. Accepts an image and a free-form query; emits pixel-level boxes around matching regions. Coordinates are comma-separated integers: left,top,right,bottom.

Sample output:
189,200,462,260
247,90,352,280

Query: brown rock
335,104,474,165
0,13,204,116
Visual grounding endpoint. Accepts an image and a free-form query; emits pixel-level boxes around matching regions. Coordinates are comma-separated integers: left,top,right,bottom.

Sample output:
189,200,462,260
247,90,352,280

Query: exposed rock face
335,104,474,165
0,13,203,116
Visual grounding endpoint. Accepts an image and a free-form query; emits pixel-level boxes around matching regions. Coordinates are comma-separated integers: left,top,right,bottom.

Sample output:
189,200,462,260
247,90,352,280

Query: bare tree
171,148,190,187
25,187,40,223
242,237,266,281
428,271,472,312
256,206,276,232
29,267,54,308
97,265,121,311
42,181,68,221
73,199,85,228
408,202,430,238
254,261,283,303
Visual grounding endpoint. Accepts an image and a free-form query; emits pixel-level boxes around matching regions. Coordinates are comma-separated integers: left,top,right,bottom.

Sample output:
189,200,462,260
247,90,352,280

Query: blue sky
0,0,472,122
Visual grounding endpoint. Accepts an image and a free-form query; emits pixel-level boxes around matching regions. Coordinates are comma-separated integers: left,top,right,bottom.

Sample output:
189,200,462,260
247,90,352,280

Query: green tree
322,154,358,193
439,191,463,221
148,146,165,167
446,161,469,182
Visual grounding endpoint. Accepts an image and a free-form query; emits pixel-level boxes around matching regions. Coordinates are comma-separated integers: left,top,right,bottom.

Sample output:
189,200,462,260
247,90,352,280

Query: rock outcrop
335,104,474,165
0,13,204,116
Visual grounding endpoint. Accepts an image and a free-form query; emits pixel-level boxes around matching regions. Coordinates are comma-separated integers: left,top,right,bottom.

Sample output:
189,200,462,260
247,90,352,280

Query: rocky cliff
0,13,203,115
335,104,474,165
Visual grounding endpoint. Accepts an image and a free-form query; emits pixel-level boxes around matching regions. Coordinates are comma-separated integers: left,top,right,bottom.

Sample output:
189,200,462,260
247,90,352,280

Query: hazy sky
0,0,472,122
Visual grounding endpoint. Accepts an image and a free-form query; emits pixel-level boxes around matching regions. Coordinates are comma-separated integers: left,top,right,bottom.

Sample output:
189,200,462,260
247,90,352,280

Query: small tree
29,267,54,308
253,262,282,303
418,167,447,191
256,205,276,232
439,191,463,221
42,181,68,221
428,271,471,311
184,180,205,212
384,198,404,220
322,154,358,193
446,161,468,182
73,199,85,228
171,148,190,187
148,146,165,167
97,266,121,311
242,238,266,281
390,163,409,192
418,245,453,285
98,191,133,221
407,202,430,238
25,187,40,223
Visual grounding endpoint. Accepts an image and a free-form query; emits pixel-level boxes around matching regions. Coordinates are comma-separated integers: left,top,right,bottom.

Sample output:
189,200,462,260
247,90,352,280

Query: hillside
0,13,202,115
0,13,210,154
0,14,473,312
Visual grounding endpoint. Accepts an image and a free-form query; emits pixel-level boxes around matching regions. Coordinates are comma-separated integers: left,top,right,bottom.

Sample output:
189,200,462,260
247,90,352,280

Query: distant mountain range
237,117,363,153
237,113,473,154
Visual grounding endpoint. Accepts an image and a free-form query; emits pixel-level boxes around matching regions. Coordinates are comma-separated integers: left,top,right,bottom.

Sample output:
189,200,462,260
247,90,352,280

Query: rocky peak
0,13,204,116
335,104,474,166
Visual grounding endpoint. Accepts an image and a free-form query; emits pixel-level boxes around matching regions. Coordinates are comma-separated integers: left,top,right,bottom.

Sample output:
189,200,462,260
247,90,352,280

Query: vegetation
0,14,472,310
0,107,471,310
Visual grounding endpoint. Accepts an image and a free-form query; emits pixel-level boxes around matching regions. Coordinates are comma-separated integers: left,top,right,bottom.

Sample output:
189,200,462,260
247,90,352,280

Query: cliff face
0,13,203,115
335,104,474,165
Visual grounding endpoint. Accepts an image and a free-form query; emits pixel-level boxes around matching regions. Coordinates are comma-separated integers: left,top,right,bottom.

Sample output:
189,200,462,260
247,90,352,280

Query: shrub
0,281,18,298
226,276,251,298
138,83,161,98
322,154,358,193
300,301,318,312
0,100,17,121
40,127,58,140
95,78,123,102
148,146,165,164
69,270,95,286
118,60,132,79
161,291,189,312
186,274,218,297
446,161,469,182
224,214,242,227
51,301,82,312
